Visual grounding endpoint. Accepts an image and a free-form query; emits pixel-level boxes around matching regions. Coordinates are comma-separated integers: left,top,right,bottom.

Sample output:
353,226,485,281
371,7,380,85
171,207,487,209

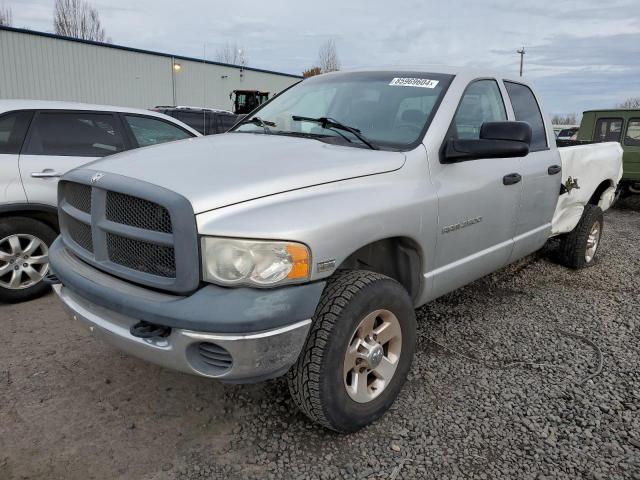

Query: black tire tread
287,270,390,431
558,204,603,269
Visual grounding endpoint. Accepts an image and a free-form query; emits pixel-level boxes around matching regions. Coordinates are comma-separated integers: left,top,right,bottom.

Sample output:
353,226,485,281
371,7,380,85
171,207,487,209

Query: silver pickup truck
49,67,622,432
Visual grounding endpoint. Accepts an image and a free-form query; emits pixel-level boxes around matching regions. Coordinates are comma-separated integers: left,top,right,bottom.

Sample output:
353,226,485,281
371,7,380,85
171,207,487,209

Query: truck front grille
106,233,175,278
105,191,172,233
64,182,92,213
65,213,93,252
57,172,199,294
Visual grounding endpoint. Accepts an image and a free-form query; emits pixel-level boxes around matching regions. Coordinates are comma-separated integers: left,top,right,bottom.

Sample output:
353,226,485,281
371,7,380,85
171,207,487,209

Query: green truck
571,110,640,196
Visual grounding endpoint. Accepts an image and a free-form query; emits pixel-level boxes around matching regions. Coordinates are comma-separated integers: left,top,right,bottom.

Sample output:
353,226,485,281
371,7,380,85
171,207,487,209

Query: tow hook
130,321,171,339
43,273,61,285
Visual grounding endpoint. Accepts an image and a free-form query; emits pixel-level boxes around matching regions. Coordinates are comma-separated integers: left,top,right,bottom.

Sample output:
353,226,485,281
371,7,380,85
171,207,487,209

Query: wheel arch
588,179,614,206
336,236,423,303
0,204,59,232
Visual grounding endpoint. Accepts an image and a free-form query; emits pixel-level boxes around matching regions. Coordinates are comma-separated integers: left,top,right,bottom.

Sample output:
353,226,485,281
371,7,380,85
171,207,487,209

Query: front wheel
287,270,416,432
0,217,56,303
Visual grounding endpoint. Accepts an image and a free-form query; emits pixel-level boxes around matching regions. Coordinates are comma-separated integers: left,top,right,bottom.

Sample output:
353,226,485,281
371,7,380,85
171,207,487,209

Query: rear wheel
287,270,416,432
0,217,56,303
557,204,603,269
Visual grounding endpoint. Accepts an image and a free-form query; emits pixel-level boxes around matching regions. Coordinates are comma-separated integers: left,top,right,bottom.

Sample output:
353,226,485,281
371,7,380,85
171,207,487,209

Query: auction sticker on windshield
389,78,439,88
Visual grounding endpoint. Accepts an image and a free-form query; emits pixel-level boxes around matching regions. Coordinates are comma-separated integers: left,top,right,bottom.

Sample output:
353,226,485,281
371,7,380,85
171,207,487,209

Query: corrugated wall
0,28,299,110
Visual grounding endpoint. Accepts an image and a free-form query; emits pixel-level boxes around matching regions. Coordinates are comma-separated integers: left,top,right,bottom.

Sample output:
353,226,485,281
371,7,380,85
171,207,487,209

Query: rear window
624,119,640,146
23,111,124,157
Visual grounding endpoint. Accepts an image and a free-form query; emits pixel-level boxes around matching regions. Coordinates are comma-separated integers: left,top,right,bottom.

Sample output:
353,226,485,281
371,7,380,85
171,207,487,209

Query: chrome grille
58,174,199,294
106,191,172,233
64,213,93,252
106,233,175,278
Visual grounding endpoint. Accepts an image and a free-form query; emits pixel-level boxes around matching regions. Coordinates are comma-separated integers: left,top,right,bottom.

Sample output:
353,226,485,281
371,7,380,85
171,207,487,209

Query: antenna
203,43,207,133
517,46,526,77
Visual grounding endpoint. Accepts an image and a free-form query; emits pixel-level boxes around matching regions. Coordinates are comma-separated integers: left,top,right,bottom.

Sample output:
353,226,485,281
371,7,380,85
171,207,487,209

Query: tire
0,217,57,303
287,270,416,432
557,204,604,269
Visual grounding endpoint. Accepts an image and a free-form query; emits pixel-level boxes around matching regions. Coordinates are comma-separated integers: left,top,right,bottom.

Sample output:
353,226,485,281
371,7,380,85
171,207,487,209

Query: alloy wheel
343,309,402,403
585,221,601,263
0,234,49,290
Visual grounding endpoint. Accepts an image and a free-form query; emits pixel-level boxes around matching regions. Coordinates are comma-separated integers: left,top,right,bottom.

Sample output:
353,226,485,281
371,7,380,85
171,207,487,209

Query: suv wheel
0,217,57,303
558,204,604,269
288,270,416,432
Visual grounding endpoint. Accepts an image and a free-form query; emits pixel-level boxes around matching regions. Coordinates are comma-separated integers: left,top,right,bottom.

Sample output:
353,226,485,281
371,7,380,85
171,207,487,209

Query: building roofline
0,25,303,79
583,108,640,113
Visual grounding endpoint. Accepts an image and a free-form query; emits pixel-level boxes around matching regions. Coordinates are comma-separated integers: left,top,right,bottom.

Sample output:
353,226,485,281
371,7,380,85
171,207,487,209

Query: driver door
429,79,523,299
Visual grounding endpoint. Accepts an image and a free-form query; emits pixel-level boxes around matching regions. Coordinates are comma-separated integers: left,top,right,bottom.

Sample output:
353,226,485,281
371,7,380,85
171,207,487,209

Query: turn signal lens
286,244,310,280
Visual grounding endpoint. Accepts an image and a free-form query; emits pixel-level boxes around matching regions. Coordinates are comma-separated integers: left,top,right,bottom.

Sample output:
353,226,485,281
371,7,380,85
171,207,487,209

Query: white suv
0,100,200,302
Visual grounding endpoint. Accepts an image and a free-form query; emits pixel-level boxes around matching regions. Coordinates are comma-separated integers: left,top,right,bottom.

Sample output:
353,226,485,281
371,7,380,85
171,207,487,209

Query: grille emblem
91,172,105,183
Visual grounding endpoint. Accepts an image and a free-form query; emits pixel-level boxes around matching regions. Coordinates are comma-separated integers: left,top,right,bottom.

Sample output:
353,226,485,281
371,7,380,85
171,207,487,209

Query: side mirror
443,121,532,163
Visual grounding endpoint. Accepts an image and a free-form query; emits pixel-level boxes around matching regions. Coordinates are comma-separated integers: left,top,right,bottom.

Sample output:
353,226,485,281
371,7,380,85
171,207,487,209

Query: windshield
232,71,453,150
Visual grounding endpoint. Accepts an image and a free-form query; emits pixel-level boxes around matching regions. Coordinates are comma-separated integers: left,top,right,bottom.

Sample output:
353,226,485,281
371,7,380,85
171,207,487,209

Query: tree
215,42,247,66
551,114,578,125
53,0,109,42
318,39,340,73
0,4,13,26
302,66,322,78
618,97,640,109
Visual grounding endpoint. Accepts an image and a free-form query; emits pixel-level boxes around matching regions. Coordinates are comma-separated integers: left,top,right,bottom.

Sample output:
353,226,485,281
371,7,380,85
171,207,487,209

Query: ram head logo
91,172,105,184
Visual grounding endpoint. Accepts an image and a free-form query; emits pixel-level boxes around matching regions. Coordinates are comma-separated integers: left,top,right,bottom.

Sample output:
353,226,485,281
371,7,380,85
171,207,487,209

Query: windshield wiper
236,116,276,134
291,116,379,150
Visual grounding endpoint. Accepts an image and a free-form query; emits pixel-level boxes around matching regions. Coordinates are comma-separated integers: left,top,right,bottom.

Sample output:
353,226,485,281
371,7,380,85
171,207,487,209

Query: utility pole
517,46,525,77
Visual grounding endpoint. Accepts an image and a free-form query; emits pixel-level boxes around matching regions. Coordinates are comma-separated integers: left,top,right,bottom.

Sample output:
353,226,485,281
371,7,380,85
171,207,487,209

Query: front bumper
54,284,311,382
49,238,325,383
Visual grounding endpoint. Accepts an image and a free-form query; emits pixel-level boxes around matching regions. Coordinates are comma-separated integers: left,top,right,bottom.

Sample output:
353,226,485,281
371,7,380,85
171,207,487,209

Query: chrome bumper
53,284,311,383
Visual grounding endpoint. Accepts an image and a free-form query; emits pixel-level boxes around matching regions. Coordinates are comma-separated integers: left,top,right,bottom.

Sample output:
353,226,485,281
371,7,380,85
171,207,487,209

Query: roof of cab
322,65,528,84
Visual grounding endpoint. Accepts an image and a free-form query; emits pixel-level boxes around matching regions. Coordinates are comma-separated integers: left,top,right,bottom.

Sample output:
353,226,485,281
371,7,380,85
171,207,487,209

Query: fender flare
0,203,58,216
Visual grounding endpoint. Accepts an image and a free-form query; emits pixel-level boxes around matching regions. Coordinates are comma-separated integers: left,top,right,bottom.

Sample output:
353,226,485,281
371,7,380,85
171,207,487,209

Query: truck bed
551,142,623,235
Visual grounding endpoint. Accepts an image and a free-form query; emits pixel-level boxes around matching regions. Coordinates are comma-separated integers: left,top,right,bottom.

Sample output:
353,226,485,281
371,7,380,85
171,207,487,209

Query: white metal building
0,26,301,111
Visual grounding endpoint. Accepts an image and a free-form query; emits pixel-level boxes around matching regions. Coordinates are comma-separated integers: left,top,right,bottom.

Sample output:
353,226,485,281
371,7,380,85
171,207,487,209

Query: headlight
201,237,311,287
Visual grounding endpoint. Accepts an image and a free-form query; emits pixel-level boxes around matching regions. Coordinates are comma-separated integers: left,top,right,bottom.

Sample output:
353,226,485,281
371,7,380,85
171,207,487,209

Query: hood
84,133,406,213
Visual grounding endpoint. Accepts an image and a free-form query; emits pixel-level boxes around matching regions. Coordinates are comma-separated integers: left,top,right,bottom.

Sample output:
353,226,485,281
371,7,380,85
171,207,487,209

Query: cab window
450,79,507,140
624,119,640,146
504,81,548,151
594,118,623,143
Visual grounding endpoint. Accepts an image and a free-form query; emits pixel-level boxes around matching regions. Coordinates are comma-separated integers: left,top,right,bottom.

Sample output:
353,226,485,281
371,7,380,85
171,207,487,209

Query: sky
6,0,640,117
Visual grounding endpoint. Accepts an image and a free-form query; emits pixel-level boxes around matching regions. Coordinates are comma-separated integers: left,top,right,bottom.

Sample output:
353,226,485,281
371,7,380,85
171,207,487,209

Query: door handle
548,165,562,175
503,173,522,186
31,170,63,178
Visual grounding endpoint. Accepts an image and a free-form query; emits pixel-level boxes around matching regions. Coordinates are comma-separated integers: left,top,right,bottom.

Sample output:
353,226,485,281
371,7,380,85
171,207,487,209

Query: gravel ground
1,205,639,480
